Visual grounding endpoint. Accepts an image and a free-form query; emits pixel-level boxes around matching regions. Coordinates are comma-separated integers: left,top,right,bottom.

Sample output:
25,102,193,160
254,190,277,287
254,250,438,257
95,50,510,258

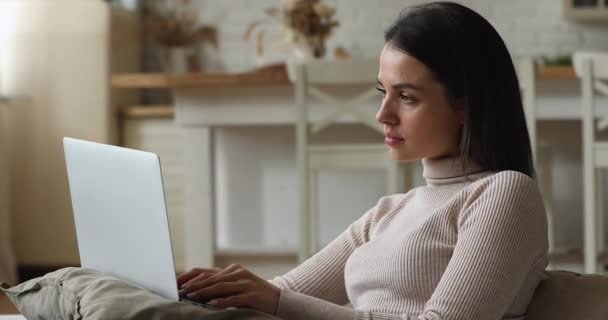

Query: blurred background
1,0,608,294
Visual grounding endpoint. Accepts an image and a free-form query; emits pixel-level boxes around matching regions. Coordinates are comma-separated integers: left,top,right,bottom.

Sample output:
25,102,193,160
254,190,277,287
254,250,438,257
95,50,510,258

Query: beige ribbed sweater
270,156,548,320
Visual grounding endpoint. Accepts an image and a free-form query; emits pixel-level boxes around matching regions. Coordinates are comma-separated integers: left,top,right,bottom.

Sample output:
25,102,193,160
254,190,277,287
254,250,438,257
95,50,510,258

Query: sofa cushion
0,267,279,320
526,270,608,320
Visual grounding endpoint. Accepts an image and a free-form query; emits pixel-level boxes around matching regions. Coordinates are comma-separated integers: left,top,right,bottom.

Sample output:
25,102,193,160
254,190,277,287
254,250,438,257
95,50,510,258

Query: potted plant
244,0,339,62
143,0,217,73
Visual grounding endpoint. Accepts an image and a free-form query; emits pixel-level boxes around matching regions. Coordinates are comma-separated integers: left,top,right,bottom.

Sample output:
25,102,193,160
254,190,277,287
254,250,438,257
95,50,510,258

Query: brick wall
135,0,608,257
188,0,608,72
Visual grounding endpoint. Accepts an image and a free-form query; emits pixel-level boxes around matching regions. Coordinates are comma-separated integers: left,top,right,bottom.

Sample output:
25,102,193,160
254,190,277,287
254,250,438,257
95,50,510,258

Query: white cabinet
0,0,138,267
121,116,395,277
564,0,608,20
122,118,187,272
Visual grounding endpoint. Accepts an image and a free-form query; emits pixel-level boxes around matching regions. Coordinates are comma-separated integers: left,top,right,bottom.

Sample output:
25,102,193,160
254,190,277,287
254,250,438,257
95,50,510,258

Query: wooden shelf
563,0,608,21
118,105,174,119
538,65,577,80
566,8,608,20
115,65,578,120
111,64,290,89
112,65,577,89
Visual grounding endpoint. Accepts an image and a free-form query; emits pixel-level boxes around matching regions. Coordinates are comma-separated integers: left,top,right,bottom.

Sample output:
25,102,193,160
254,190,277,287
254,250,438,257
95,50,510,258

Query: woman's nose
376,99,396,126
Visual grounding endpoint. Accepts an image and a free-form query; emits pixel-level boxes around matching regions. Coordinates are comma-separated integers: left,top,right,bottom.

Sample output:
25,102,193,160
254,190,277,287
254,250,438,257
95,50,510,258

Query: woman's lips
385,136,404,146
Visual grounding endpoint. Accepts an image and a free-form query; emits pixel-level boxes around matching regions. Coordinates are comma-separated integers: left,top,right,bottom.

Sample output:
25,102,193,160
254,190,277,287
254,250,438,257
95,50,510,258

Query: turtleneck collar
422,154,488,186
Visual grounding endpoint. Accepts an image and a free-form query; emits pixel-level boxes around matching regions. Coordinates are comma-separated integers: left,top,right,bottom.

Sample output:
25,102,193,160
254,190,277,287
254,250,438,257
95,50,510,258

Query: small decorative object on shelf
573,0,599,7
537,54,576,79
244,0,340,64
563,0,608,21
143,0,218,73
542,54,573,66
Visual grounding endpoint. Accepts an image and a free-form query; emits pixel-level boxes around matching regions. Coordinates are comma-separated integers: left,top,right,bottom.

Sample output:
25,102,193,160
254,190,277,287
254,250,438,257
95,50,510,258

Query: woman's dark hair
385,1,535,178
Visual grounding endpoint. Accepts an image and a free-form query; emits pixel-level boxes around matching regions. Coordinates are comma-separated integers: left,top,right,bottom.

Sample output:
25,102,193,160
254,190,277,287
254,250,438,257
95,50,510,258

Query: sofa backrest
526,270,608,320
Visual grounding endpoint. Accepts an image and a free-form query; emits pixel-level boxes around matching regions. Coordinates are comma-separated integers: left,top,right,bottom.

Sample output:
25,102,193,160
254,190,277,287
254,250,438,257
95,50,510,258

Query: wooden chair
289,59,409,262
514,56,556,255
573,51,608,273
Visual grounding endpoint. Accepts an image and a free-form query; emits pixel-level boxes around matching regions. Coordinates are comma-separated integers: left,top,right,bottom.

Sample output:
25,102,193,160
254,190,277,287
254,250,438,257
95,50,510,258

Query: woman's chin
387,149,413,162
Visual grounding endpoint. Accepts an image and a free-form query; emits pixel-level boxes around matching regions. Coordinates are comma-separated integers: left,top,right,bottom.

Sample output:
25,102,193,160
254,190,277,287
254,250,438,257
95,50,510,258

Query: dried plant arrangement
143,0,217,48
244,0,339,59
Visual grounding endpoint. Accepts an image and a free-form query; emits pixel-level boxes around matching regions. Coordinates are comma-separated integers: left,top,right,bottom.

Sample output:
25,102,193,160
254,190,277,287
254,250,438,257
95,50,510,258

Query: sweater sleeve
413,171,548,320
271,172,548,320
270,205,375,306
270,195,406,309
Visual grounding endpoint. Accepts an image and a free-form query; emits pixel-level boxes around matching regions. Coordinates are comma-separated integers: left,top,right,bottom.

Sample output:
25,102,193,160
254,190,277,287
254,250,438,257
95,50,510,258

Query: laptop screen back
63,137,178,301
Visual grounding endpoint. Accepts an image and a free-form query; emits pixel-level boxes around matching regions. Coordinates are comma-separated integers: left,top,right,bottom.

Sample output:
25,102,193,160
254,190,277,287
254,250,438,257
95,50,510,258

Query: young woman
177,2,548,319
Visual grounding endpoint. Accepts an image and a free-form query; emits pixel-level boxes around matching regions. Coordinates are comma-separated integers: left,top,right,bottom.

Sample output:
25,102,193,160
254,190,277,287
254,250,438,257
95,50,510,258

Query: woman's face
376,44,464,162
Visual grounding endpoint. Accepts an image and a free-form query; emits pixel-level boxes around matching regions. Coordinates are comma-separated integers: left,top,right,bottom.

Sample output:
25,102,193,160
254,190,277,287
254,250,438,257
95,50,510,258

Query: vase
160,47,195,74
286,41,328,82
292,44,315,61
293,36,326,60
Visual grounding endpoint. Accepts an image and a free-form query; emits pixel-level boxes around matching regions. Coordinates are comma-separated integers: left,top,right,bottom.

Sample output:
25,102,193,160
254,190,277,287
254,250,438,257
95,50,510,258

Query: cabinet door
1,2,57,266
0,0,110,266
0,106,18,284
123,118,187,272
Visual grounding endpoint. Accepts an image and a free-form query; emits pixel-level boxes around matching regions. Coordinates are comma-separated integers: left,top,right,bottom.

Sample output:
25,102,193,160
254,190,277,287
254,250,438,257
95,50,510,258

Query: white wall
188,0,608,72
176,0,608,251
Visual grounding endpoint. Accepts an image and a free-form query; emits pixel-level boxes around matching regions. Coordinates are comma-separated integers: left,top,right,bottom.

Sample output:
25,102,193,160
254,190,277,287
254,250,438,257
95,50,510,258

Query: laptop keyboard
180,298,225,310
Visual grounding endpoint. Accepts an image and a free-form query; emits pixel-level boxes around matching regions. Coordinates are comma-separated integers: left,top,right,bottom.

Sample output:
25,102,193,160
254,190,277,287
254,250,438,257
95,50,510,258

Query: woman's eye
376,87,386,97
400,95,414,103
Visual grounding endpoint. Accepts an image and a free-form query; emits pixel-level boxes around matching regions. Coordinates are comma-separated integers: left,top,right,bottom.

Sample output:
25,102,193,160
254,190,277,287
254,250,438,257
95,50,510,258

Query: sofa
526,270,608,320
0,269,607,319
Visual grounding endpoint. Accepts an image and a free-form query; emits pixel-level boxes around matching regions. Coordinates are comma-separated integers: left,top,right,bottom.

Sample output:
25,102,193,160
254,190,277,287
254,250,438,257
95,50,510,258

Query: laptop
63,137,214,307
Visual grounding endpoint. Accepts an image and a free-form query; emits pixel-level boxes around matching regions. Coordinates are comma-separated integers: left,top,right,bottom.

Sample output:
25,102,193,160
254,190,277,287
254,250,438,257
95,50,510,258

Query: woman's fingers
180,264,246,292
179,264,281,315
177,267,221,288
186,280,251,303
181,271,217,290
179,267,246,296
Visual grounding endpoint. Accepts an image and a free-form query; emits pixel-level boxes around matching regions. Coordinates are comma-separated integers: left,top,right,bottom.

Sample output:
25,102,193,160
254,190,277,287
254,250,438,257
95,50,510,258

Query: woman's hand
178,264,281,315
177,267,222,289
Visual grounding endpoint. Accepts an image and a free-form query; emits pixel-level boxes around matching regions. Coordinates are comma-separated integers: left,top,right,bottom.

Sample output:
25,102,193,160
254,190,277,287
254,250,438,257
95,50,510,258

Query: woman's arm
273,172,548,320
179,195,407,315
271,195,405,305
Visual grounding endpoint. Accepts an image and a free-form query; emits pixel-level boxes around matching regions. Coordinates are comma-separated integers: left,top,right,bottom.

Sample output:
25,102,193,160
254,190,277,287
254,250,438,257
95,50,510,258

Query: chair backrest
574,52,608,148
288,59,389,262
573,51,608,273
574,52,608,80
288,58,380,85
288,58,383,136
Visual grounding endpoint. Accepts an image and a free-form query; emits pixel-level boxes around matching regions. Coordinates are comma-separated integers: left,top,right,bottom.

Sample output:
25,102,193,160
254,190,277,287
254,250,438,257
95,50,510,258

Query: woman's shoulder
457,169,548,243
460,170,544,213
469,170,538,194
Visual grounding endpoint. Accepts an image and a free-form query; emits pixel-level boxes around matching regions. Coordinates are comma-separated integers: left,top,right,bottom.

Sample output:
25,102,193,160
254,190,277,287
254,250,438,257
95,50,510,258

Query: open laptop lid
63,137,179,301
